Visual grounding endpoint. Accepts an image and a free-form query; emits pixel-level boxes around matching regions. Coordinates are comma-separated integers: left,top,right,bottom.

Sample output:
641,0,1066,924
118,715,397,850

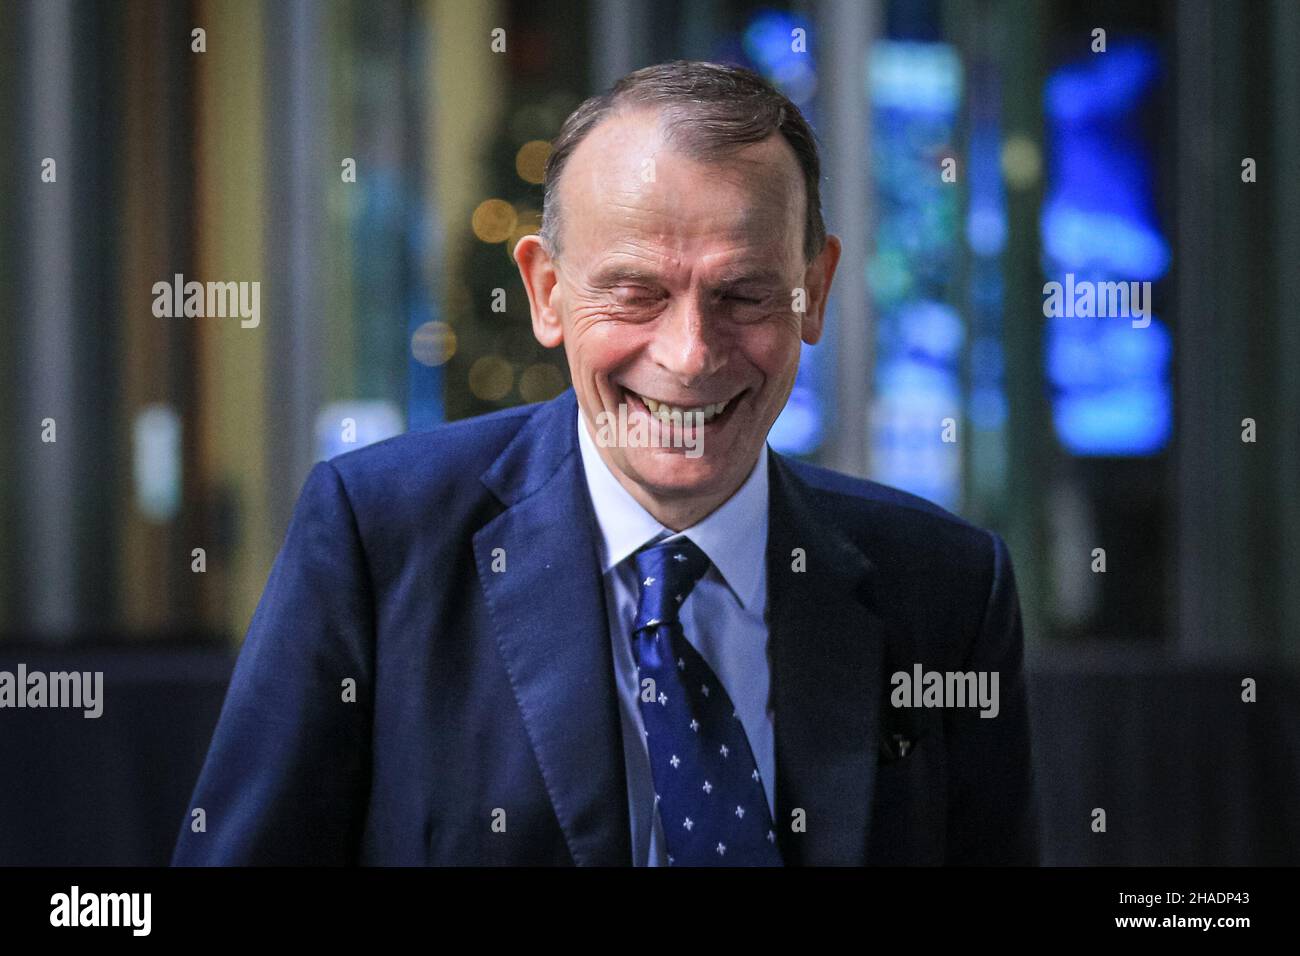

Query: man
172,60,1039,866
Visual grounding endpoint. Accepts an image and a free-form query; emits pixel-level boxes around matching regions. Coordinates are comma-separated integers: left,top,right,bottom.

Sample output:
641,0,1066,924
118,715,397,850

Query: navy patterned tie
630,536,782,866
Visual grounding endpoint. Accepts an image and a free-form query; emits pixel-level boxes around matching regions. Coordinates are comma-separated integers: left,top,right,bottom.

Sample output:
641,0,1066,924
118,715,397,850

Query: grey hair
539,59,826,264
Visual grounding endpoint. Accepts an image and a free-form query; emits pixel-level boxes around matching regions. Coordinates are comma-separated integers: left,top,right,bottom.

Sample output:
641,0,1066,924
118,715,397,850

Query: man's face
518,108,839,511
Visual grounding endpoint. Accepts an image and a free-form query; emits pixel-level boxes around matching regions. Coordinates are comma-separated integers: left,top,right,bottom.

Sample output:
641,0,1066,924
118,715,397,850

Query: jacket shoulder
330,403,538,489
320,402,541,515
782,456,1001,569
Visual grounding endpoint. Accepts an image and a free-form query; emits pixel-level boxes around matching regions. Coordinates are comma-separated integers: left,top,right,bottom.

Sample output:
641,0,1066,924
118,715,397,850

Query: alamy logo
890,664,1000,719
594,403,705,458
50,886,151,936
152,273,261,328
1042,272,1151,328
0,664,103,718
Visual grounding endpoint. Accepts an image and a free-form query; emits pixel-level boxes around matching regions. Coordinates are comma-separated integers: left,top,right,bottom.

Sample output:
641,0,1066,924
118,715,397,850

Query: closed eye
718,288,773,307
612,286,661,304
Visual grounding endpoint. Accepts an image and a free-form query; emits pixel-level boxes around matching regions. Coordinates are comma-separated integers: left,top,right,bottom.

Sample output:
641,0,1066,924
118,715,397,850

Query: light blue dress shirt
575,408,775,866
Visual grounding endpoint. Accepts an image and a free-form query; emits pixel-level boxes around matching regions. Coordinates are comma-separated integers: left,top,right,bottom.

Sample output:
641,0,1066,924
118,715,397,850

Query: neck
613,469,744,532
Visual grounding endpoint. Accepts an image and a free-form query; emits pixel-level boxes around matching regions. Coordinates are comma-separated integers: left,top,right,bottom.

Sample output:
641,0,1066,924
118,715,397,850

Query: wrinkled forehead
558,109,805,270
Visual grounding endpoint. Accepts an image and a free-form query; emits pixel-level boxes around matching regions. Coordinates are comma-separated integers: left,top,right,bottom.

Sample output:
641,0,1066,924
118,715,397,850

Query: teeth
637,394,730,424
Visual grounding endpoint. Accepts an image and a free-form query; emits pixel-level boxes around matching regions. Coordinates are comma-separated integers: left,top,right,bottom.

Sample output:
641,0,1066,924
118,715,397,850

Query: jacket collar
475,388,883,865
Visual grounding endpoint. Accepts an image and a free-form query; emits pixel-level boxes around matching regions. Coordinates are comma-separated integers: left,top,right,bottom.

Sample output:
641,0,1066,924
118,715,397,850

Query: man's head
515,60,841,529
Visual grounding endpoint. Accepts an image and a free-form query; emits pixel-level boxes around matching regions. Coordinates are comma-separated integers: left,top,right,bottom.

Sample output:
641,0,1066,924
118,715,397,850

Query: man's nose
650,296,725,385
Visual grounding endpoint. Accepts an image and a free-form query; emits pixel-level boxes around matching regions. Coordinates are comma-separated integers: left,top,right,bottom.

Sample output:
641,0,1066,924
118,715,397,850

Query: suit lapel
473,389,632,866
766,450,884,865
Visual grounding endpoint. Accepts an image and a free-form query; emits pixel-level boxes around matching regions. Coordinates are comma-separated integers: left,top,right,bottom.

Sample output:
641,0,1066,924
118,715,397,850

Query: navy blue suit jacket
172,387,1039,865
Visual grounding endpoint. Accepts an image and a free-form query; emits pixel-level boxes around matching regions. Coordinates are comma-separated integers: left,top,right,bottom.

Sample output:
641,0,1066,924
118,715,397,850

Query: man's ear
514,234,564,348
799,233,841,346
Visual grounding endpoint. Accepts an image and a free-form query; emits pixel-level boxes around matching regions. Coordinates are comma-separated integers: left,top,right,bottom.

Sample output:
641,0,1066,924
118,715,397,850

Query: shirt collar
575,405,768,611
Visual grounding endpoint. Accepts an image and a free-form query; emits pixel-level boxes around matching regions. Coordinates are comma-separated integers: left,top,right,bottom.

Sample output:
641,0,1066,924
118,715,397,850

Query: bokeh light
468,355,514,401
506,208,542,259
518,363,567,403
471,199,518,243
515,140,552,184
410,320,457,367
1001,134,1042,190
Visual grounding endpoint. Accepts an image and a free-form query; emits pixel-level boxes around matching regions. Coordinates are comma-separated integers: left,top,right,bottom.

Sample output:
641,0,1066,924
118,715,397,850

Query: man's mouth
622,388,744,426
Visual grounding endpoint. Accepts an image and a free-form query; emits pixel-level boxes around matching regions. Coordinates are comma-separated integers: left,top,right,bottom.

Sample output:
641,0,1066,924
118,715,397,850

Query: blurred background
1,0,1296,865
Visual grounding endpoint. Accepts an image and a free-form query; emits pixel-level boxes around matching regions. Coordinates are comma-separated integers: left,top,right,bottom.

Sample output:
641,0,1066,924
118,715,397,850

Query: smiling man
173,60,1039,867
520,78,831,533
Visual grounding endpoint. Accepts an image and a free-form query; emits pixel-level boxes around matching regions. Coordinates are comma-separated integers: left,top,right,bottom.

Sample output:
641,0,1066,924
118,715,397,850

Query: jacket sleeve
171,460,375,865
943,531,1041,865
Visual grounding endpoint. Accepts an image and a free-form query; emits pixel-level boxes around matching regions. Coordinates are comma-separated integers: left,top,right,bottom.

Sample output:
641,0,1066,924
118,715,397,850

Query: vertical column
194,0,271,638
120,0,185,632
819,0,876,479
1174,0,1248,657
19,0,77,636
0,6,21,630
263,0,326,526
999,0,1050,643
1271,0,1300,660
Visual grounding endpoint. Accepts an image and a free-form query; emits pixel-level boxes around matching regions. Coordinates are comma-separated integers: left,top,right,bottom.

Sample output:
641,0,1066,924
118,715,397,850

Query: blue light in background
967,119,1007,256
1047,316,1171,390
1045,44,1160,122
868,40,964,510
315,401,405,461
895,299,964,363
743,10,817,106
1042,40,1169,279
1041,205,1170,279
1042,39,1171,455
1054,383,1171,456
870,41,962,114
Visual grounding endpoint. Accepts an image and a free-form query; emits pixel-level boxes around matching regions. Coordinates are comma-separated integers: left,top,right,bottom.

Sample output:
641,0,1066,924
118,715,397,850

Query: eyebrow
588,265,785,289
713,268,785,288
589,265,661,289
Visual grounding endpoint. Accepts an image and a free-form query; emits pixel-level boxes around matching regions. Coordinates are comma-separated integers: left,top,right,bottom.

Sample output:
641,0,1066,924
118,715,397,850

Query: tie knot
631,536,711,630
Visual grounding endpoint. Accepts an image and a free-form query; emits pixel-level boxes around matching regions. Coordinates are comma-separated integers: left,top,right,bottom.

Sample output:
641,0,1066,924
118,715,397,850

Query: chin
621,450,736,500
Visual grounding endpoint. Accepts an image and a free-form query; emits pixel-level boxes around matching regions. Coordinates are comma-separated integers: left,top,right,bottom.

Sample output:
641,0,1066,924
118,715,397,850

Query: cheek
567,314,647,380
742,315,802,376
